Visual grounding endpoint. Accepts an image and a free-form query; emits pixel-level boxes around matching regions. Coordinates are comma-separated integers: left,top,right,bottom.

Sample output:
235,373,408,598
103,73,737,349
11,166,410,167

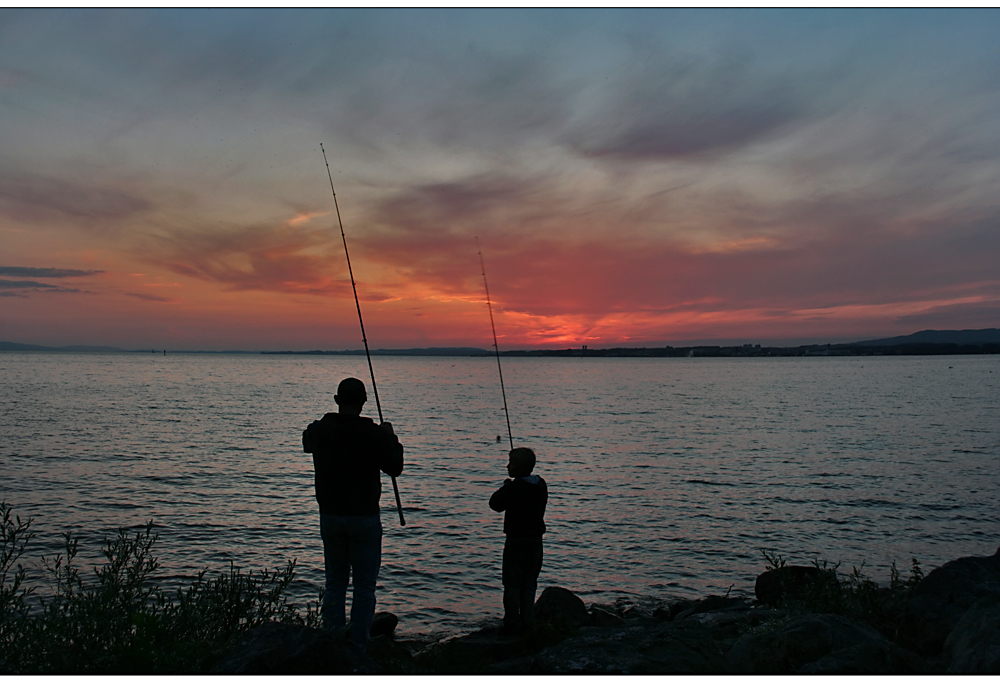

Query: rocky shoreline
215,546,1000,674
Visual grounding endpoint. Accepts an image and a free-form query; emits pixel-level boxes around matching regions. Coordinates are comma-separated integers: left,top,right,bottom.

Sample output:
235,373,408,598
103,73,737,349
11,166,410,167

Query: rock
422,625,528,670
900,547,1000,655
535,587,590,628
728,613,909,673
672,595,748,620
589,605,625,627
371,612,398,638
798,640,929,674
212,622,375,674
755,565,832,605
620,605,658,626
492,619,727,673
944,598,1000,673
652,606,672,621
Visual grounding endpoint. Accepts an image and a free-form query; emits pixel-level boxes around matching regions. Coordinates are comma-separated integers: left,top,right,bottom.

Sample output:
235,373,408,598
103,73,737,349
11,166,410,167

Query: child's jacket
489,475,547,537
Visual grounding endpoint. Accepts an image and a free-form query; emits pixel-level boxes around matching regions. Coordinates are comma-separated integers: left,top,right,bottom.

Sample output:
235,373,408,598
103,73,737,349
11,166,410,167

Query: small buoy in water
496,435,501,443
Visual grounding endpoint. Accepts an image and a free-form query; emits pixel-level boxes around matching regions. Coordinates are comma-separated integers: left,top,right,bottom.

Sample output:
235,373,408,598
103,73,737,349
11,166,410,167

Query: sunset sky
2,9,999,350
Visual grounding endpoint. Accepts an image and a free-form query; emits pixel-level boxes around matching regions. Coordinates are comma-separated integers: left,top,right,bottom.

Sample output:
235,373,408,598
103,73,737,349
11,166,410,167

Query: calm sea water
2,351,998,638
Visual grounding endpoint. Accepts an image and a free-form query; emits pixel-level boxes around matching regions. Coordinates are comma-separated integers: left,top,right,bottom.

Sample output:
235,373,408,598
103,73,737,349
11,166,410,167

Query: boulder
535,587,590,628
212,622,375,674
728,613,909,673
944,598,1000,673
371,611,398,638
755,565,832,605
900,547,1000,655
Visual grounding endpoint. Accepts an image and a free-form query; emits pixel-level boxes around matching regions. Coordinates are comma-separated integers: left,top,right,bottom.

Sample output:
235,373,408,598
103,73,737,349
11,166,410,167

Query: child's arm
488,479,512,511
302,420,321,453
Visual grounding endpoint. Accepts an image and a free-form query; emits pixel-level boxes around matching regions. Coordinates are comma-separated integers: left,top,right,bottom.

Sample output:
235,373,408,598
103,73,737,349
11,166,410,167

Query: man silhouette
303,377,403,647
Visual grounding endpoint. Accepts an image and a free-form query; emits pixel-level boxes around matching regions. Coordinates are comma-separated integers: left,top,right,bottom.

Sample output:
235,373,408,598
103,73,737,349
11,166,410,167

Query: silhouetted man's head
507,447,536,478
335,377,367,415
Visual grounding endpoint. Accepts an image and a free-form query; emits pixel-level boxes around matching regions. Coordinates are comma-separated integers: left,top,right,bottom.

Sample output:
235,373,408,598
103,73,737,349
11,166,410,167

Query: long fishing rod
476,237,514,450
321,143,405,527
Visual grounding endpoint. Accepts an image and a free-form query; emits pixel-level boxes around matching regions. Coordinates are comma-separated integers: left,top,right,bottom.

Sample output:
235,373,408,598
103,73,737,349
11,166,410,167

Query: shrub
757,548,924,642
0,502,310,673
0,502,35,672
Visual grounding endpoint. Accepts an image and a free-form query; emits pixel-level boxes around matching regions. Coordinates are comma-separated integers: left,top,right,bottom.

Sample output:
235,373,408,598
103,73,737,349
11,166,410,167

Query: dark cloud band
0,266,103,278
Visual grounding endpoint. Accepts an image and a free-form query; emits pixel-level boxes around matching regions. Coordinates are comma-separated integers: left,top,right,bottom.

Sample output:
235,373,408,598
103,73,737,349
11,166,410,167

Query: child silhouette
489,447,548,634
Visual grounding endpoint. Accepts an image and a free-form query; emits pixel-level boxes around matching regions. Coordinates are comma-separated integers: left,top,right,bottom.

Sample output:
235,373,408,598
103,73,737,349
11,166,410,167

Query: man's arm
376,422,404,477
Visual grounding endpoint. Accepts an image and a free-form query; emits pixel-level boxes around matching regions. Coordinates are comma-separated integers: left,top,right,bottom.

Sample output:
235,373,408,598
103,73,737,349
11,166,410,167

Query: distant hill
0,341,52,351
848,329,1000,346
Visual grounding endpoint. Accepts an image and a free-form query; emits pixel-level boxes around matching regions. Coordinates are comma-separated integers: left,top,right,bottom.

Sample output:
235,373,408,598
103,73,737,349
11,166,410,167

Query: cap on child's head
509,447,536,473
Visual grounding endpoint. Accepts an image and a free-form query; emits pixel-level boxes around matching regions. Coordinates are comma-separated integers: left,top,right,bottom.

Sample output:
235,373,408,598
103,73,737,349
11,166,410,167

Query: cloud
0,279,85,294
356,173,565,300
142,220,365,296
0,172,151,227
895,299,1000,329
126,292,173,302
372,174,538,234
0,67,20,88
0,279,58,289
354,167,1000,342
563,52,807,161
0,266,103,277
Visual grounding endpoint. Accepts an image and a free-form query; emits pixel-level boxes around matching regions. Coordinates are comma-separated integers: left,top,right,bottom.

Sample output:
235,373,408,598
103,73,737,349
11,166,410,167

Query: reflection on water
2,352,998,638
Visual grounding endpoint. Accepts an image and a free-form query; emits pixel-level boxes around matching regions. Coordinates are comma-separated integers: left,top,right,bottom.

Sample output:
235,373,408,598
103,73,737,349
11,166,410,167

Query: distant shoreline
264,341,999,358
3,328,999,357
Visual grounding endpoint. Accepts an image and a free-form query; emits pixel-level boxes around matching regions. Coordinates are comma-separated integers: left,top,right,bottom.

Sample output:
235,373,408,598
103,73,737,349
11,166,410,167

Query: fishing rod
321,143,405,527
476,237,514,450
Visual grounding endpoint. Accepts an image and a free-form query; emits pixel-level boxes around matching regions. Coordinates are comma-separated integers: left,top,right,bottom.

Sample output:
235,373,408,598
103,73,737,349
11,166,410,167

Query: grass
0,501,320,673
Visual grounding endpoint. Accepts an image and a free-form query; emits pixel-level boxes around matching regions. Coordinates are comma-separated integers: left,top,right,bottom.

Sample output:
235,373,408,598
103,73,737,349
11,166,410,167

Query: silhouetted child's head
507,447,536,478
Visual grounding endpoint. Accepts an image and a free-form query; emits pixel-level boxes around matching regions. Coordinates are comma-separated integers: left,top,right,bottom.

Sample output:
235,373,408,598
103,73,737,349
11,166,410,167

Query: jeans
320,513,382,645
502,535,543,631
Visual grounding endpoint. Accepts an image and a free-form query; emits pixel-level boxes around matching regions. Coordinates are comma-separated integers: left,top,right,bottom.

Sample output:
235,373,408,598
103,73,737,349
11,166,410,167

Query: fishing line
476,237,514,450
321,143,405,527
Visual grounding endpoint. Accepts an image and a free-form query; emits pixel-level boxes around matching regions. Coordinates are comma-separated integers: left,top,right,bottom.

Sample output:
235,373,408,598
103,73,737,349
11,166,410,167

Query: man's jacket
303,412,404,516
